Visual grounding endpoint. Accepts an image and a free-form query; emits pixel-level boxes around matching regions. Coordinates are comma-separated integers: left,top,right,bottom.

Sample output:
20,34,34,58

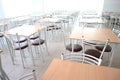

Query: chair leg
27,37,35,66
1,68,10,80
9,48,16,65
34,46,39,55
20,50,25,68
0,38,5,49
38,46,44,62
44,42,49,55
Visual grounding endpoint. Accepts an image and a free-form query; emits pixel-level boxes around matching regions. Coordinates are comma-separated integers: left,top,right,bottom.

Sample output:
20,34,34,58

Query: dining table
79,18,106,28
42,59,120,80
70,27,120,66
37,18,62,23
36,17,64,41
80,18,106,24
5,24,45,36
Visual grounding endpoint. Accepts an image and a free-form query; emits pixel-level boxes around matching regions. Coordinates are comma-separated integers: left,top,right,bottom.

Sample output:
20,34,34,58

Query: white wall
31,0,44,15
0,0,4,19
44,0,104,14
1,0,32,18
0,0,104,18
103,0,120,12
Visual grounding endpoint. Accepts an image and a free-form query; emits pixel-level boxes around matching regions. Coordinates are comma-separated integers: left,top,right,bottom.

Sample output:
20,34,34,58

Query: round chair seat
13,37,27,43
47,28,52,31
47,25,61,31
95,45,112,52
48,25,56,27
85,49,101,58
13,42,28,50
30,34,39,40
31,38,45,46
0,34,4,37
66,44,82,52
53,27,61,30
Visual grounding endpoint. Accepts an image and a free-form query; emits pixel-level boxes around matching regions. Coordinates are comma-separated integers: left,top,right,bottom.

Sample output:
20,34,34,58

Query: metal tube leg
108,44,117,66
27,37,35,66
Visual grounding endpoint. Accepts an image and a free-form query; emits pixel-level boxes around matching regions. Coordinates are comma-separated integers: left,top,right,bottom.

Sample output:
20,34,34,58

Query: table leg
109,44,118,66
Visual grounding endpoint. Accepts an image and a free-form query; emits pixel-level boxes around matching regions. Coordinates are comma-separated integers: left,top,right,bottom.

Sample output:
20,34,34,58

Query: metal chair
83,40,112,63
0,33,6,49
46,22,63,41
17,70,36,80
30,29,49,61
63,35,83,54
83,39,109,65
4,34,33,68
13,36,27,43
61,53,102,66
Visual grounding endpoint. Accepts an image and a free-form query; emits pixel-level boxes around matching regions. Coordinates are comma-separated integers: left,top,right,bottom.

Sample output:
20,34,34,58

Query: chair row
63,35,111,66
2,29,49,69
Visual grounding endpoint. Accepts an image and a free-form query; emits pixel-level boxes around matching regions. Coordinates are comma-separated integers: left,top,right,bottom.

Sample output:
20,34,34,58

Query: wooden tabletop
42,59,120,80
80,18,106,24
37,18,62,23
70,27,120,43
0,22,7,26
5,25,45,36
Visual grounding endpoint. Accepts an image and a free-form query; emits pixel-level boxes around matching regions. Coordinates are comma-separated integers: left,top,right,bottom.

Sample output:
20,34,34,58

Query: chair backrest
3,33,29,67
2,33,13,50
17,70,36,80
61,53,102,66
82,38,109,60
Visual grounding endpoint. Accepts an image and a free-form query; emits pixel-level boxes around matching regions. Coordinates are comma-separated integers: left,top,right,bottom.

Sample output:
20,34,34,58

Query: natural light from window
1,0,104,18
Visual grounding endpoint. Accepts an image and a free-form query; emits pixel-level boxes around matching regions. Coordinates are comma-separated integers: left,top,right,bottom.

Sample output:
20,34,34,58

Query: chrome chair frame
61,53,102,66
17,70,36,80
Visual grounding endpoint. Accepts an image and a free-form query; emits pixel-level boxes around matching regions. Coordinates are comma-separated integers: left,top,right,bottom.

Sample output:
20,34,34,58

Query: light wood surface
5,25,45,36
80,18,106,24
42,59,120,80
0,22,7,26
37,18,62,23
15,17,30,21
70,27,120,43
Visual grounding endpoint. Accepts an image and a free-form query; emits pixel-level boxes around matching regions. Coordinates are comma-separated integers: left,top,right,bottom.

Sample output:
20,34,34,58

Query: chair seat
85,49,101,58
95,45,112,52
30,34,39,40
48,25,56,27
47,25,61,31
66,44,82,52
47,28,52,31
31,38,45,46
13,42,28,50
13,37,27,43
0,34,4,37
53,27,61,30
